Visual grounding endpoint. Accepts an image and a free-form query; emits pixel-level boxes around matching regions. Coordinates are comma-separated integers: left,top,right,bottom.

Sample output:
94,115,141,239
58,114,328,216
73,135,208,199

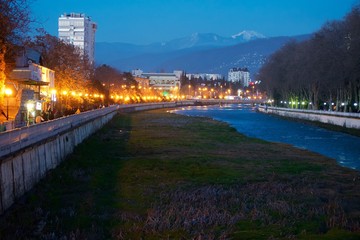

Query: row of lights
280,101,312,105
323,102,358,107
61,90,104,99
280,101,359,107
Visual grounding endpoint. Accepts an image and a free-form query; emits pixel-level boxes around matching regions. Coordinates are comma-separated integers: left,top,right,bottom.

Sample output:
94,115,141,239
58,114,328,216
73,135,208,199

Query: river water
173,104,360,170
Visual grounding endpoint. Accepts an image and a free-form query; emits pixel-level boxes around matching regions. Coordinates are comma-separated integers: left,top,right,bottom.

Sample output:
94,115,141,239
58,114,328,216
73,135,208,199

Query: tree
93,64,123,104
33,31,93,93
258,3,360,112
0,0,31,107
343,4,360,111
31,30,96,113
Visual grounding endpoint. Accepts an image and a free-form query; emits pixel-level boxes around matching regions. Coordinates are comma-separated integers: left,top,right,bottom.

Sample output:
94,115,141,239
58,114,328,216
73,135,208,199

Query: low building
228,67,251,87
186,73,223,81
134,77,150,89
132,69,143,77
5,49,55,128
132,70,182,92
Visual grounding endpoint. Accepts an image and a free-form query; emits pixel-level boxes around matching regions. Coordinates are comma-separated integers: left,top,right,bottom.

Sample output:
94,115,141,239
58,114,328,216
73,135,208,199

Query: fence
0,105,119,159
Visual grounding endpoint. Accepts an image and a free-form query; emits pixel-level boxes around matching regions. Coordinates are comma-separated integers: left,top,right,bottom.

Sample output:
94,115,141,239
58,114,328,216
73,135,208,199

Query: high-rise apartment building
58,13,97,64
228,67,251,87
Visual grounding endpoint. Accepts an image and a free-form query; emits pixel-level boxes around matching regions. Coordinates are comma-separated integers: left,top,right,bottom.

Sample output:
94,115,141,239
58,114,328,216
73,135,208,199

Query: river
173,104,360,170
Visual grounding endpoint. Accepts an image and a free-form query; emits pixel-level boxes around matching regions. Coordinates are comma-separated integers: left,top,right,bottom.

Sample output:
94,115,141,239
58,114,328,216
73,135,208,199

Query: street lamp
4,88,12,120
50,89,57,111
26,101,35,126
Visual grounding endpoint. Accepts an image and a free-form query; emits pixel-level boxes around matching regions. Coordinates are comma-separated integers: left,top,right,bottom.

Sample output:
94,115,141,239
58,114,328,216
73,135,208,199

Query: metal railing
0,105,119,159
0,100,226,159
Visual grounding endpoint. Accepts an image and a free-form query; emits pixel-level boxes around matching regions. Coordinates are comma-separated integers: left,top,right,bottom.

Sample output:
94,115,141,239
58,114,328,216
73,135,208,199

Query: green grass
0,109,359,239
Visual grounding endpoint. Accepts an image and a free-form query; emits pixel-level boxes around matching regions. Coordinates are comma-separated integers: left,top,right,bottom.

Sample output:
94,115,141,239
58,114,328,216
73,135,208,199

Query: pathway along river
173,104,360,170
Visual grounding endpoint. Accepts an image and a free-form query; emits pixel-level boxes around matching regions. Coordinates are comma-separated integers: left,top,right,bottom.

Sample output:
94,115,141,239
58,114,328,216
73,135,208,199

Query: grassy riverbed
1,109,360,239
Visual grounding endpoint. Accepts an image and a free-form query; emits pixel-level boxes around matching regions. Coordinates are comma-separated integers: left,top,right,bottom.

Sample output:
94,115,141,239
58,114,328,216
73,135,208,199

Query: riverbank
258,106,360,137
0,109,359,239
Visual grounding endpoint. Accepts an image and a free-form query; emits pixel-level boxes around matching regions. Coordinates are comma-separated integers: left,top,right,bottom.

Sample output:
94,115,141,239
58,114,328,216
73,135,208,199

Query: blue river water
173,104,360,170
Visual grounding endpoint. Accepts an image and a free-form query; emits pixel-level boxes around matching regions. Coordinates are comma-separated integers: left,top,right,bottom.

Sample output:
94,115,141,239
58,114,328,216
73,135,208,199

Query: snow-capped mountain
159,31,266,50
232,30,266,42
95,31,310,77
96,30,267,62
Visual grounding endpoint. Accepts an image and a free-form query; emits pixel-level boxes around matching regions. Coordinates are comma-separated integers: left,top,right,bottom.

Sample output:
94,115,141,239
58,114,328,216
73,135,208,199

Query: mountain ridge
95,31,311,77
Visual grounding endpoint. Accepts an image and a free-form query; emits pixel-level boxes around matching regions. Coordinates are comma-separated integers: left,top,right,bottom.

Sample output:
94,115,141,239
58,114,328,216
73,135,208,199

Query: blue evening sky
30,0,357,45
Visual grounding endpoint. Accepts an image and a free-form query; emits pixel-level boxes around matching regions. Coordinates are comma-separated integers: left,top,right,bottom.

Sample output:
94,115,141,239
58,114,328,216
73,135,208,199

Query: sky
30,0,358,45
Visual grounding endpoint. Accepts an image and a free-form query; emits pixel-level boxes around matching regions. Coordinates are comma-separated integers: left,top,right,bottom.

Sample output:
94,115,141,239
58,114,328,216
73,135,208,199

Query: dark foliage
258,4,360,112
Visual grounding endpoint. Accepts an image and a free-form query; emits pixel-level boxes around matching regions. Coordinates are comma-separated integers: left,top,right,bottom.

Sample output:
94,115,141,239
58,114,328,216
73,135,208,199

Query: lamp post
26,101,35,126
4,88,12,120
50,89,57,111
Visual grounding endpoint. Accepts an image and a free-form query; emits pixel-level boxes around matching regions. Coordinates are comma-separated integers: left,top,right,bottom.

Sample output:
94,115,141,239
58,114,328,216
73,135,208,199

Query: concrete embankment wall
0,101,196,214
258,106,360,129
0,105,120,214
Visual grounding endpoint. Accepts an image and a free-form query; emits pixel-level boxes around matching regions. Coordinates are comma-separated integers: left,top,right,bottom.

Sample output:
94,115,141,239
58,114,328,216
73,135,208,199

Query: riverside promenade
0,107,359,239
258,105,360,130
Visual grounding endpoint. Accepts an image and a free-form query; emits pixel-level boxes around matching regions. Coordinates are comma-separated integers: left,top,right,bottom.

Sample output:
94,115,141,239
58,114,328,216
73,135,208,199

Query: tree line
258,3,360,112
31,31,138,105
1,0,139,115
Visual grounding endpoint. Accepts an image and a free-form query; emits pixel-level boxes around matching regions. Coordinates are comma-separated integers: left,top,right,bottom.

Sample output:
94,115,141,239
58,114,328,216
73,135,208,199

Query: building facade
227,68,251,87
58,13,97,64
134,77,150,89
132,70,182,92
6,49,56,128
186,73,223,81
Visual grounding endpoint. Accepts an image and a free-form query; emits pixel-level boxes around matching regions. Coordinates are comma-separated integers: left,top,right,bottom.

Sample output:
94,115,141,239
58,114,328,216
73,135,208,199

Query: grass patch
0,109,359,239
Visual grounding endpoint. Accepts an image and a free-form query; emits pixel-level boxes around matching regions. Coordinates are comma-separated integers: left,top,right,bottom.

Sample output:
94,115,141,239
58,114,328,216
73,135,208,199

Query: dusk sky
30,0,357,45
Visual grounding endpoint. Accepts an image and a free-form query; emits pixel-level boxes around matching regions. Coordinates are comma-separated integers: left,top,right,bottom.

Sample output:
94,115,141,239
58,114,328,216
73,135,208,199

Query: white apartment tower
58,13,97,64
228,67,251,87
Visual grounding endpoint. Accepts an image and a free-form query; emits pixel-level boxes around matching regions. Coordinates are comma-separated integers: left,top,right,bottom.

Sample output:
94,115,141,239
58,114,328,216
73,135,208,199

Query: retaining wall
258,106,360,129
0,105,119,214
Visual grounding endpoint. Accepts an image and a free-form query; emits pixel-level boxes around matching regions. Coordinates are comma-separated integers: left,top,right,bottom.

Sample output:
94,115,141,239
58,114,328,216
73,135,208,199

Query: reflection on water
173,104,360,170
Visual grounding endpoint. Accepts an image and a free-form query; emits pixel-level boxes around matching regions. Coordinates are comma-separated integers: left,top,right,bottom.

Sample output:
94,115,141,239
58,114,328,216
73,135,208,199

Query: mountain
231,30,266,41
95,30,266,62
157,35,310,77
160,33,233,49
95,31,310,77
158,31,266,50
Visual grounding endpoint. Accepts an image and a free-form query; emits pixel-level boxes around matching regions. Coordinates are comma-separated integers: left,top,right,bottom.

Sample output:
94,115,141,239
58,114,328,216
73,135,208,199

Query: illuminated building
58,13,97,64
227,67,251,87
132,70,182,91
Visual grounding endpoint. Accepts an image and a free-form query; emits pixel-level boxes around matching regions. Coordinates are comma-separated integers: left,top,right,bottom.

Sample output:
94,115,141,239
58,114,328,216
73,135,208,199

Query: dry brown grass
0,109,359,239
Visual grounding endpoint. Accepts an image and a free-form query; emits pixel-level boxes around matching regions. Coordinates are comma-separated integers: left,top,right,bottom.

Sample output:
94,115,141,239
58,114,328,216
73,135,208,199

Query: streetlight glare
5,88,12,96
26,102,35,110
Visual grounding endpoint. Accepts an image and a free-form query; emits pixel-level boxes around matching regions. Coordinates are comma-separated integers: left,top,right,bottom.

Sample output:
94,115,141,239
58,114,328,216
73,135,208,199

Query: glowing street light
26,101,35,125
50,89,57,111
